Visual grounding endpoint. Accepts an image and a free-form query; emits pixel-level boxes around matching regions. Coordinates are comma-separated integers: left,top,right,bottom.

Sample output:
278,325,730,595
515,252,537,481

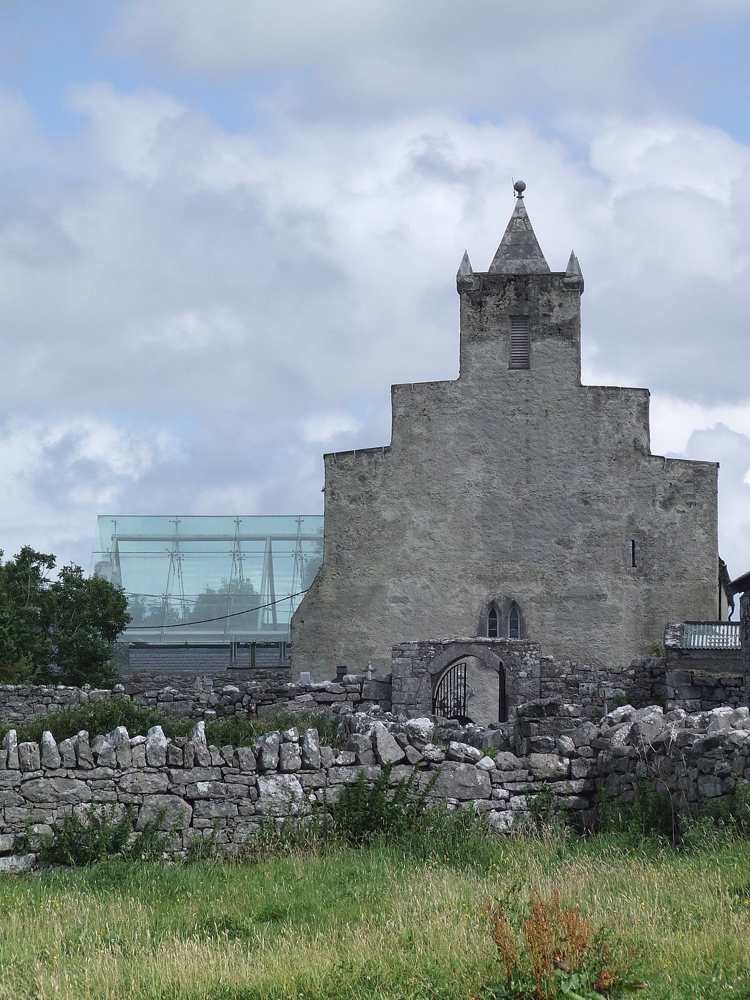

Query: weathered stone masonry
390,638,670,723
292,191,718,679
0,675,392,726
2,703,750,865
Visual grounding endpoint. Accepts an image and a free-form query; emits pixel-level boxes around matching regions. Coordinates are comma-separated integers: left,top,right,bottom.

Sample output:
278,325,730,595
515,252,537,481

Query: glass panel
92,514,324,643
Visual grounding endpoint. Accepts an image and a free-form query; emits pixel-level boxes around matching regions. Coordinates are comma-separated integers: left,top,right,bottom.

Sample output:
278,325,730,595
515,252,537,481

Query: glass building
93,515,323,644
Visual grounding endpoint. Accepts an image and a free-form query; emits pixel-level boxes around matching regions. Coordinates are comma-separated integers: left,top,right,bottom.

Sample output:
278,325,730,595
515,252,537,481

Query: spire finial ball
513,179,526,198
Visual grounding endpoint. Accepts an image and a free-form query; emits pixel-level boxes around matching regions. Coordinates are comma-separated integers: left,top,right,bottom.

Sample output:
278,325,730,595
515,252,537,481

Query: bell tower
456,181,584,383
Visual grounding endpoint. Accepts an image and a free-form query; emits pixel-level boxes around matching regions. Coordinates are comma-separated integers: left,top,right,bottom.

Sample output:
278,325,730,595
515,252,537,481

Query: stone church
292,183,720,679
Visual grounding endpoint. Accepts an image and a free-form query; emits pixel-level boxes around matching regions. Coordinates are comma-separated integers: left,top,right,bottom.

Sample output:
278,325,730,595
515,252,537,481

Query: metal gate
432,660,468,720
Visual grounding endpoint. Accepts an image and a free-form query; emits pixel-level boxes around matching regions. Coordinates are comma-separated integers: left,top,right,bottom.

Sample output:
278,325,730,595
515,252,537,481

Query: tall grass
0,833,748,999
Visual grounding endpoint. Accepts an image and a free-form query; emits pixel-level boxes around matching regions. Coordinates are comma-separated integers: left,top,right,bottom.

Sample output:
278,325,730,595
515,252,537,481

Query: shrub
330,766,433,845
682,780,750,849
32,805,167,867
200,712,340,750
485,890,644,999
185,827,224,863
236,815,333,863
11,698,165,745
598,779,675,844
327,765,505,867
5,701,341,749
527,784,556,831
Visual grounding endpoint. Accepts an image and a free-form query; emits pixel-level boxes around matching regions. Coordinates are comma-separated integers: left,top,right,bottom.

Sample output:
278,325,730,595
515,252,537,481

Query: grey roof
488,198,550,275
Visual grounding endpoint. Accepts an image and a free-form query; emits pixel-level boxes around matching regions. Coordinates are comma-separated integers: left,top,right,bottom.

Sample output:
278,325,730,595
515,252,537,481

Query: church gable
292,183,719,678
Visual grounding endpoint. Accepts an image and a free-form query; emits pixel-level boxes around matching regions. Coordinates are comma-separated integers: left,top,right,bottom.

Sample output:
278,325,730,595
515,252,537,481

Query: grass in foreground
0,832,748,1000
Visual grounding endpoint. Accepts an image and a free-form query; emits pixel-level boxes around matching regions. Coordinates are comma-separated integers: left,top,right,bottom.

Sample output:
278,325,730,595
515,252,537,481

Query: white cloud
649,396,750,456
0,418,181,565
302,412,361,444
114,1,749,119
133,306,247,352
67,83,187,182
683,424,750,579
3,79,750,579
589,118,750,205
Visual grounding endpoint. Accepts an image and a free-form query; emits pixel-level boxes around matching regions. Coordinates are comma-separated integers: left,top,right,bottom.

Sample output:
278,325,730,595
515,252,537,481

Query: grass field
0,832,749,1000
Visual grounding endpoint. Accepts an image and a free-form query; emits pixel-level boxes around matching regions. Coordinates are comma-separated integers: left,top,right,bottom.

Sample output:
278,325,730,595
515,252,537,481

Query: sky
0,0,749,591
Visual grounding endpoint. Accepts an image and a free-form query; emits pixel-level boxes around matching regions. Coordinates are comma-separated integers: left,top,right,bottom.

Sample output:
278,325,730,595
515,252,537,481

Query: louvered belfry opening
509,316,530,369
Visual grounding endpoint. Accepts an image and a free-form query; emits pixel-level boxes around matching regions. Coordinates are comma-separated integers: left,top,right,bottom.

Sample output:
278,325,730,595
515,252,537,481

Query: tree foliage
0,546,129,686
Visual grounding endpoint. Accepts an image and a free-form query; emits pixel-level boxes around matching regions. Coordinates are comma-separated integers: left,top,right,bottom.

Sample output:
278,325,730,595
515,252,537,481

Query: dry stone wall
596,703,750,810
1,701,749,866
0,712,592,864
391,639,667,723
539,656,666,715
0,675,391,726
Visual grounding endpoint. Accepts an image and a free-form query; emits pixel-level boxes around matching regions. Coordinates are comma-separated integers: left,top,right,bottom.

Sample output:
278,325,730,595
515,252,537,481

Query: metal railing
680,621,741,650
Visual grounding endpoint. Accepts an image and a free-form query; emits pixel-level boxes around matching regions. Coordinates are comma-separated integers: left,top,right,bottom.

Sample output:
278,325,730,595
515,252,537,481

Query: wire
126,588,309,629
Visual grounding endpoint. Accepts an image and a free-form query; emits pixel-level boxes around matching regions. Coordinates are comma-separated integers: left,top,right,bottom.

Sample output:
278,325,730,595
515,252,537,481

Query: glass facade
93,514,323,643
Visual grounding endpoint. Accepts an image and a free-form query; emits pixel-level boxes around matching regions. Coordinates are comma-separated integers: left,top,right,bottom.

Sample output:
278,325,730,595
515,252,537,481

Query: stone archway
390,637,542,720
428,643,506,725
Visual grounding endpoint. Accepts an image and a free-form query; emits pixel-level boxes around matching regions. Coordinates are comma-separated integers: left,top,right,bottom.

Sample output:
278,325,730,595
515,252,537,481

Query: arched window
508,602,521,640
487,606,499,638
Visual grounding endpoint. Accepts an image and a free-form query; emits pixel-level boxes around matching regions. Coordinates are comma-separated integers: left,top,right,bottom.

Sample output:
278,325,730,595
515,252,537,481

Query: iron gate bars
432,660,468,719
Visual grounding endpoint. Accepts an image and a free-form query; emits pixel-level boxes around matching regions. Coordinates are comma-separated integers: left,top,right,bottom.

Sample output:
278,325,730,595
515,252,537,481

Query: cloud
133,306,247,352
68,83,187,183
682,423,750,581
302,413,361,444
0,417,181,567
2,78,749,582
649,395,750,456
114,1,750,120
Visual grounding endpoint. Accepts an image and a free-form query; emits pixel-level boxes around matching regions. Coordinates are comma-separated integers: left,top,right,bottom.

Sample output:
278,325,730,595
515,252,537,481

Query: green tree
0,546,55,679
0,547,129,686
49,565,130,686
190,579,260,630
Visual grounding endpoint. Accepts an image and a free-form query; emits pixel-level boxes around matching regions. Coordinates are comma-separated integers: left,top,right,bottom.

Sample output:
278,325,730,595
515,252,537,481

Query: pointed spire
456,250,473,280
488,181,550,275
564,250,584,291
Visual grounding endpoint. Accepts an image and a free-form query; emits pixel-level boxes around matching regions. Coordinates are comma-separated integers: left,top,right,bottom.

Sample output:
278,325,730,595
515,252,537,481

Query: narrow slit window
488,606,499,638
510,316,530,369
509,603,521,639
631,539,637,568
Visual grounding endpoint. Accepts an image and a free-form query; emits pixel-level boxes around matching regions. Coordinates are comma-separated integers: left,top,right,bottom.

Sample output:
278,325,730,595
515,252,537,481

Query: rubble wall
0,675,392,726
1,702,749,865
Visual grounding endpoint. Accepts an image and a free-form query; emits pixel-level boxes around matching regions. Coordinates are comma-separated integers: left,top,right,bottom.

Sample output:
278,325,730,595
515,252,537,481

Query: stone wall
663,656,745,713
539,656,666,715
391,638,541,721
0,714,589,862
597,703,750,812
391,639,666,723
0,675,392,726
663,619,745,712
2,700,749,866
742,595,750,699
